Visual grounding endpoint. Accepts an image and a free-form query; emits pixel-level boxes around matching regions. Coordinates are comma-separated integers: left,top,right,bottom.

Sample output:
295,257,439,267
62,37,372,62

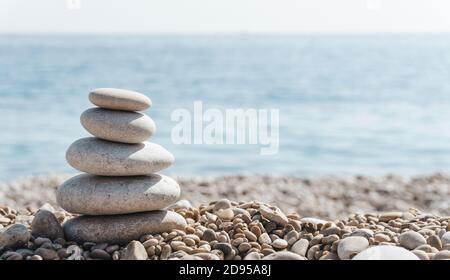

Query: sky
1,0,450,33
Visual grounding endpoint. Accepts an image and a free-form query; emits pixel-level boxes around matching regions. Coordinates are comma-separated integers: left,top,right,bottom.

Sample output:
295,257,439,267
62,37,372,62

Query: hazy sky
1,0,450,33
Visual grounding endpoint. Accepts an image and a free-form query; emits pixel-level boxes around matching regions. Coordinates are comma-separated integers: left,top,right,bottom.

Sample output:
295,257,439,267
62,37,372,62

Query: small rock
35,248,58,260
34,237,52,247
66,245,83,260
349,229,373,239
216,209,234,221
31,209,64,240
167,200,192,210
259,205,288,226
427,235,442,250
181,255,203,260
6,252,23,260
272,239,288,250
193,253,220,260
39,203,55,212
323,226,340,236
121,241,147,260
353,245,420,260
0,224,31,250
441,232,450,246
432,250,450,260
105,245,120,254
412,250,429,260
300,217,328,225
374,233,391,243
263,252,307,260
320,253,339,260
244,252,261,260
238,242,252,253
213,199,232,212
337,236,369,260
379,212,403,222
414,244,438,253
258,233,272,245
89,88,152,111
28,255,43,260
90,249,111,260
16,248,34,257
160,244,172,260
399,231,427,250
202,229,216,242
213,242,233,256
291,239,309,257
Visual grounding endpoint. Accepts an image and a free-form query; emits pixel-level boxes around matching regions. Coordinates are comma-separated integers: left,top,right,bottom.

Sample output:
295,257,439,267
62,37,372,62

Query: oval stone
89,88,152,111
63,210,187,244
66,137,174,176
353,245,420,260
337,236,369,260
81,108,155,144
262,252,307,260
56,174,181,215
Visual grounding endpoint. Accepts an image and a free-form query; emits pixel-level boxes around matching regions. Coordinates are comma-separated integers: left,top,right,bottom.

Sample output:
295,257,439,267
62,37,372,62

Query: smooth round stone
337,236,369,260
262,252,307,260
399,231,427,250
89,88,151,111
31,209,64,240
63,210,187,244
56,174,181,215
441,232,450,246
353,246,420,260
300,217,328,225
81,108,155,144
291,239,309,257
66,137,174,176
0,224,31,249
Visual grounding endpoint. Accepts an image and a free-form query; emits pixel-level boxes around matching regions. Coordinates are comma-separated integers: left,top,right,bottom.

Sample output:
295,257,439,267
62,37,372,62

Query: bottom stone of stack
63,210,187,244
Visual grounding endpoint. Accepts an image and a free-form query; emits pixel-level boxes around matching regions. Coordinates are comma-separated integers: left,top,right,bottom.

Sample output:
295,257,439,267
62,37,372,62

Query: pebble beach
1,173,450,260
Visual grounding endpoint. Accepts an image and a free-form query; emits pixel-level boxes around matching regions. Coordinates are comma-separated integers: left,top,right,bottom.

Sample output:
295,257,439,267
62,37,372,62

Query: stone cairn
56,88,187,244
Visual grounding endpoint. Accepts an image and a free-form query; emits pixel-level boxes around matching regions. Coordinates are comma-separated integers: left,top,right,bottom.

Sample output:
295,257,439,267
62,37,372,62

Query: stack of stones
56,88,187,244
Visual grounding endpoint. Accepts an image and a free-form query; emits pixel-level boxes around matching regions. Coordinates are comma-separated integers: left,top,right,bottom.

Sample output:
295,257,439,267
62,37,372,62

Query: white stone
89,88,151,111
337,236,369,259
63,210,187,244
56,174,180,215
66,137,174,176
81,108,155,144
353,245,420,260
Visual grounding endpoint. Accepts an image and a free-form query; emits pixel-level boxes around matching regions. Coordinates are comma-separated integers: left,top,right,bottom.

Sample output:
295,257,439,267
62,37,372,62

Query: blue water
2,34,450,181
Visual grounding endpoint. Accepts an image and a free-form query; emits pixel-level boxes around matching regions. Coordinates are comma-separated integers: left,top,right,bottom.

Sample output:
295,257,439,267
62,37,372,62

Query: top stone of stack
89,88,152,111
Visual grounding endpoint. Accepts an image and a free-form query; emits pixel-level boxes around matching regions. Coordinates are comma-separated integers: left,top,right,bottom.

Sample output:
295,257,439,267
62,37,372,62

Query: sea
2,34,450,181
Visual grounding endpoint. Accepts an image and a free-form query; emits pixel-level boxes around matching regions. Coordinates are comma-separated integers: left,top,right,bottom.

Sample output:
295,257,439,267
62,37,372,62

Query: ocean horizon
2,34,450,180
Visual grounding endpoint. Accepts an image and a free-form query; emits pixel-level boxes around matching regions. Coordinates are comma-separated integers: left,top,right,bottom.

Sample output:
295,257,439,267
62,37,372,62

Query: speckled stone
63,210,187,244
31,209,64,240
81,108,155,144
89,88,151,111
66,137,174,176
56,174,180,215
0,224,31,249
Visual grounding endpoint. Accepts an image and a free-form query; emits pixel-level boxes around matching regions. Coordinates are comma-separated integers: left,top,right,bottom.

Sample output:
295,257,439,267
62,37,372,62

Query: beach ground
1,173,449,219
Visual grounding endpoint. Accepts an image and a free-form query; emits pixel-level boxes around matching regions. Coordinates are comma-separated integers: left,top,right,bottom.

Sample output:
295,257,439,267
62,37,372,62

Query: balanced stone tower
57,88,187,244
